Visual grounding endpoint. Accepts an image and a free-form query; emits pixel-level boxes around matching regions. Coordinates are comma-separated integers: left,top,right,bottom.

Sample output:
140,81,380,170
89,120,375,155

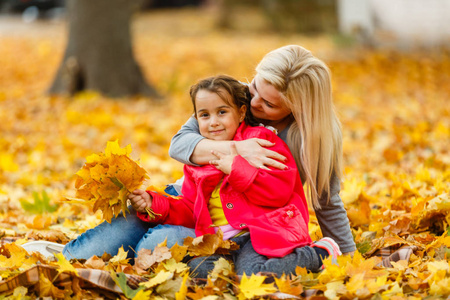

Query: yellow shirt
208,182,228,226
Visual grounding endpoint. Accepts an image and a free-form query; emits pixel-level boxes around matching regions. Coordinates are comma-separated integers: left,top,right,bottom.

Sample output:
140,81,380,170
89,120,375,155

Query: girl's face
195,89,246,141
249,75,292,125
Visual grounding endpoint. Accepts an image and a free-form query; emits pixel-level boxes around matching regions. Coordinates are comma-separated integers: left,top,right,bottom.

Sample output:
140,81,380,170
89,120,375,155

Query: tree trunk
49,0,160,99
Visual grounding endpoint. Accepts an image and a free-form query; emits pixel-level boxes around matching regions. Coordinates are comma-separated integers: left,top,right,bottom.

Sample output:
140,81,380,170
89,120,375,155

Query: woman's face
249,75,292,124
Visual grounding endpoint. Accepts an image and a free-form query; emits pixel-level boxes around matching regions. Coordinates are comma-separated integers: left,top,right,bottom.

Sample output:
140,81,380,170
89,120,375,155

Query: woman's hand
210,142,238,174
235,138,287,170
128,189,152,213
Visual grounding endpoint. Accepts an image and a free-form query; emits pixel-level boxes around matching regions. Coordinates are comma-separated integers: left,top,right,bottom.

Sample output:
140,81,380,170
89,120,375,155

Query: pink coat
137,123,312,257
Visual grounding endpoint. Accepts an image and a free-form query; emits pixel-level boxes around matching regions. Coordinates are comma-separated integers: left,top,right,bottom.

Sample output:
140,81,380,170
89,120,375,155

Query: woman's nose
251,95,261,108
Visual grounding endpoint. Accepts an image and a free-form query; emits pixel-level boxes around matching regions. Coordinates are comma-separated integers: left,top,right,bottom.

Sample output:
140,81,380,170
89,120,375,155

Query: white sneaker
21,241,65,258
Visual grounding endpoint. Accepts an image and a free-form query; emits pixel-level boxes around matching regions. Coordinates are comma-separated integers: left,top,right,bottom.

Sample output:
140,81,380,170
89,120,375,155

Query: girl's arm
169,116,287,169
135,166,197,227
135,191,195,227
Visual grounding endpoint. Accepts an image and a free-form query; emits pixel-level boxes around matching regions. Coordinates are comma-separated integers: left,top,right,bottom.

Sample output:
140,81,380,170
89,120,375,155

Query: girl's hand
235,138,287,170
210,142,238,174
128,189,152,213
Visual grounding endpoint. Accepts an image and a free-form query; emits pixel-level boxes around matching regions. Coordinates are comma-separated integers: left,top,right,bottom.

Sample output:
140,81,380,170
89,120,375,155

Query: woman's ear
239,105,247,122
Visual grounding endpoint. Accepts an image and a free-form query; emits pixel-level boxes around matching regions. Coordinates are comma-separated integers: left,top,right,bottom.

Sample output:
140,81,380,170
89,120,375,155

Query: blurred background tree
49,0,161,99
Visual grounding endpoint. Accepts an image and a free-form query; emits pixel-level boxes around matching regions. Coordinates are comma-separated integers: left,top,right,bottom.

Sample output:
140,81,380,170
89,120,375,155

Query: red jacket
138,123,312,257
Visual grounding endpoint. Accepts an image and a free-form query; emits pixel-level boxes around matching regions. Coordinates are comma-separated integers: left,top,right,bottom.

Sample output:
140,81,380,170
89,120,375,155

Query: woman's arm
169,116,206,166
169,117,287,168
314,174,356,254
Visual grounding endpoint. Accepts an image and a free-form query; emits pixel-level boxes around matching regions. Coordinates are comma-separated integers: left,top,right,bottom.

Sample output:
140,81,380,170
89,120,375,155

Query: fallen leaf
237,273,277,300
111,271,145,299
175,273,189,300
84,255,106,270
184,229,239,257
140,271,173,288
274,275,303,296
54,253,78,276
109,246,130,265
38,273,66,298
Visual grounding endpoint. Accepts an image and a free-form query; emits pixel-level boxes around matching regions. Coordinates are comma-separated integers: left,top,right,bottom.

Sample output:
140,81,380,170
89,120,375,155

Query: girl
129,75,338,277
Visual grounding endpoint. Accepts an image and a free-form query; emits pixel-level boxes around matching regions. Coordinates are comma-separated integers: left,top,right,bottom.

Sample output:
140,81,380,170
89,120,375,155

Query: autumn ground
0,6,450,299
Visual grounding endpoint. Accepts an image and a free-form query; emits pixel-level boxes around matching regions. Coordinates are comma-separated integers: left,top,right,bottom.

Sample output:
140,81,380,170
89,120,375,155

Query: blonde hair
256,45,343,209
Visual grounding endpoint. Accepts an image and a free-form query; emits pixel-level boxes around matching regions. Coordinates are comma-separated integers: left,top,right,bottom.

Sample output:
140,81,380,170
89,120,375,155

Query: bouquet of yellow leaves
70,140,149,223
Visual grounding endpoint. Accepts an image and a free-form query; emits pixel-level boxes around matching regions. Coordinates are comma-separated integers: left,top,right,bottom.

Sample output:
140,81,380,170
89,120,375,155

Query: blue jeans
63,186,196,261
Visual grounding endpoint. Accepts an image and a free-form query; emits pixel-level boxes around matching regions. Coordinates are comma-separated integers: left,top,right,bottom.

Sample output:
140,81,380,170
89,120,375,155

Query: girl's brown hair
190,75,258,126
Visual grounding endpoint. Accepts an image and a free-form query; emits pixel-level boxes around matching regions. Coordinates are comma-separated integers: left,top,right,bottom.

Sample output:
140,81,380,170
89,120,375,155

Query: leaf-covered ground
0,7,449,299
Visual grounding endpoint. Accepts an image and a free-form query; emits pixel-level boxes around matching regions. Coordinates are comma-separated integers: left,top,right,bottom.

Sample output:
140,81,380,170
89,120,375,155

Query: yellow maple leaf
38,273,66,298
318,254,354,284
105,140,132,156
54,253,78,276
274,275,303,296
237,273,277,300
0,243,27,269
345,251,385,279
340,177,366,205
170,242,188,263
163,258,189,274
110,246,130,265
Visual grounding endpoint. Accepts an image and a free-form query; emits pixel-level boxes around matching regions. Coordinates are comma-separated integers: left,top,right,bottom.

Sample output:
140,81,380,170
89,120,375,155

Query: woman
169,45,356,261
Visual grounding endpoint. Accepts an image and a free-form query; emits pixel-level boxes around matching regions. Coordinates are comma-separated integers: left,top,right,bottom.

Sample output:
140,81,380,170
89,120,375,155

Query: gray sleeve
168,116,205,166
314,173,356,253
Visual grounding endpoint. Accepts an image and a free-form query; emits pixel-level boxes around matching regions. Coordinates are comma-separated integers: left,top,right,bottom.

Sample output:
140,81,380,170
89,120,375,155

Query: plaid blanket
0,264,146,296
369,243,417,268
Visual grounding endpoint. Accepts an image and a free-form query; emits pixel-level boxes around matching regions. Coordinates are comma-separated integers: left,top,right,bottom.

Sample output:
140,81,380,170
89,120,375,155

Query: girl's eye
218,110,227,115
199,113,209,118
